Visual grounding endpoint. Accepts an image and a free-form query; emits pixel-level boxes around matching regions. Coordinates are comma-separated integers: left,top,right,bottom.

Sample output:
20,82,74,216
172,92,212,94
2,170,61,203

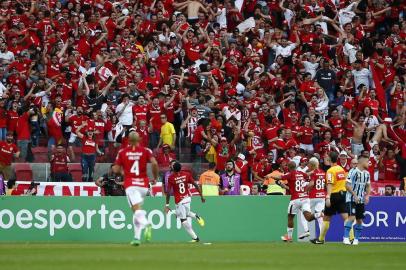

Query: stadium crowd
0,0,405,194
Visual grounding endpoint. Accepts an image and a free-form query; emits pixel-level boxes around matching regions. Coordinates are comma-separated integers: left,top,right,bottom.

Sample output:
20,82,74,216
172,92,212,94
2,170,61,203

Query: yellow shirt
160,122,175,146
199,170,220,196
326,165,347,193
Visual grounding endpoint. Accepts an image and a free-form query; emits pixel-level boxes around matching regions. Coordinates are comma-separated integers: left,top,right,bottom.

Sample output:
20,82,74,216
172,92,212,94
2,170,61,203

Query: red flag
369,62,388,117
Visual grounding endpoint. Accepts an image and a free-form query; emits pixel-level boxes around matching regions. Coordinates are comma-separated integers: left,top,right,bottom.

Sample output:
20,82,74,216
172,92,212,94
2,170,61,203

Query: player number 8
179,183,186,194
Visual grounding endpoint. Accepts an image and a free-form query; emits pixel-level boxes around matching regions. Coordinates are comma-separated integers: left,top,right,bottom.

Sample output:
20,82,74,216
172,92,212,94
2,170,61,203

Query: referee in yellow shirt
311,151,349,244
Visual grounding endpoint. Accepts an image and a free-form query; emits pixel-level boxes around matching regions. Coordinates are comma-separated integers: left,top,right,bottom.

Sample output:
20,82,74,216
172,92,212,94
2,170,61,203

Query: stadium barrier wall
0,196,289,242
325,196,406,242
1,196,405,242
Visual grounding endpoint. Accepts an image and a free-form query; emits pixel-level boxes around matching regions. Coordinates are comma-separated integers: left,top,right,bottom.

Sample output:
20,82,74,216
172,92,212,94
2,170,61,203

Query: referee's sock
319,221,330,241
354,223,363,240
344,221,353,238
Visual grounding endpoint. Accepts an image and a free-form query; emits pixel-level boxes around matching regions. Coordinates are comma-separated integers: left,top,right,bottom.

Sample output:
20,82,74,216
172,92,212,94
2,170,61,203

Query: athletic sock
287,227,294,239
182,220,198,239
188,211,197,219
316,217,323,232
319,221,330,241
133,210,148,240
354,223,363,240
300,212,309,232
344,220,353,238
349,227,355,240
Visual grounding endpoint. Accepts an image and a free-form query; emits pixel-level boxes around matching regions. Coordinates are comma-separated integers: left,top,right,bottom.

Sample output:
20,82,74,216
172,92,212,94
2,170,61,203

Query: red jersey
300,126,313,144
7,111,19,132
167,171,195,204
309,169,326,198
82,136,97,154
192,125,205,144
50,154,69,173
383,159,400,181
0,141,18,166
281,170,310,200
132,105,148,122
114,145,153,188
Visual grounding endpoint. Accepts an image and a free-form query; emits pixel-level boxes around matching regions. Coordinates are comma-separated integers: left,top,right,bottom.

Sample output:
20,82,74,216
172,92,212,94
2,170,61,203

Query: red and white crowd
0,0,405,188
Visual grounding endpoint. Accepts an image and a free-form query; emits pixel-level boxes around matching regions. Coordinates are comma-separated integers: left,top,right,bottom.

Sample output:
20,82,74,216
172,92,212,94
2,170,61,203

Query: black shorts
324,191,347,216
346,202,365,220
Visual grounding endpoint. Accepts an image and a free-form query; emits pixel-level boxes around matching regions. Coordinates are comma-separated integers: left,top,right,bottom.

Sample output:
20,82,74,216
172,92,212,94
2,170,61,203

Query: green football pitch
1,242,405,270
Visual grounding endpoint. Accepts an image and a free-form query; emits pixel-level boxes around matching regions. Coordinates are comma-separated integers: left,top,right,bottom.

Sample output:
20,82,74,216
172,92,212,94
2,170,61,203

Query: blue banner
325,197,406,242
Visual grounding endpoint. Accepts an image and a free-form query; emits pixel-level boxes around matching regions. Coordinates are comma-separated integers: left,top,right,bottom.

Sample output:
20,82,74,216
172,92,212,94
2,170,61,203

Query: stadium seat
68,163,82,182
31,147,50,163
14,163,33,181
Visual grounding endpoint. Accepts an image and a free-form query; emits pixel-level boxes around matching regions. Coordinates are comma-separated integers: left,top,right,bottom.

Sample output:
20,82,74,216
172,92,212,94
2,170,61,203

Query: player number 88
315,179,325,190
295,180,306,192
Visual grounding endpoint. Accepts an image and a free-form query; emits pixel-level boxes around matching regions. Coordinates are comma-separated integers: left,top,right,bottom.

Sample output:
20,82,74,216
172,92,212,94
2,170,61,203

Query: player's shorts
288,198,311,215
324,191,347,216
125,186,149,206
175,196,192,220
346,202,365,220
310,198,325,214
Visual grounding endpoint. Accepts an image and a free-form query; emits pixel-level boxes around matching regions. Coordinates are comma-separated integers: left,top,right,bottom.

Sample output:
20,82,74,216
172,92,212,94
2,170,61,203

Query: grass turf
1,242,405,270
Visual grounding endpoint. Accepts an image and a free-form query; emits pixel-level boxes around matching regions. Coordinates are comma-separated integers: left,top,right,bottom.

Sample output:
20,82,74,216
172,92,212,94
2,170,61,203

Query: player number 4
130,160,140,175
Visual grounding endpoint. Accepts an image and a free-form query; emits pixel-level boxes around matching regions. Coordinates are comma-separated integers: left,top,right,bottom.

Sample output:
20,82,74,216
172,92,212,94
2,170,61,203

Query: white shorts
310,198,325,214
126,186,149,207
288,198,311,215
300,143,314,152
175,197,192,220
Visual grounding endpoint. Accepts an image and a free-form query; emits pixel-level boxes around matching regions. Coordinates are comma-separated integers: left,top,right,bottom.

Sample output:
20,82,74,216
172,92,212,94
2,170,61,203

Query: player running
311,152,348,244
165,162,206,242
343,156,371,245
272,161,322,242
307,157,326,232
113,132,159,246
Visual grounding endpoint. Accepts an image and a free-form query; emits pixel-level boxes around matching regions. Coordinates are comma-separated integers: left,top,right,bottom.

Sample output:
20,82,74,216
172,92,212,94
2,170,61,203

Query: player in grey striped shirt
343,156,371,245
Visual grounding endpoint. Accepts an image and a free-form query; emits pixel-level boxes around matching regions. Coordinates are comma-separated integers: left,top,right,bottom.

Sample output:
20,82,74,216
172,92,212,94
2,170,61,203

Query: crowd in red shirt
0,0,404,185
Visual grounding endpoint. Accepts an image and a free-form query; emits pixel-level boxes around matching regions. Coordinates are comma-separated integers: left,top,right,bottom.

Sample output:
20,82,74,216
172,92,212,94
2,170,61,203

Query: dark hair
330,151,339,163
208,162,216,170
7,179,16,189
173,162,182,172
385,185,395,192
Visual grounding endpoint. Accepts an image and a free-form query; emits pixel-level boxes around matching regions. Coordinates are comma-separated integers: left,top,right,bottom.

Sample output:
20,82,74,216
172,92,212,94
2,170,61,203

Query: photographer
95,165,125,196
25,181,38,196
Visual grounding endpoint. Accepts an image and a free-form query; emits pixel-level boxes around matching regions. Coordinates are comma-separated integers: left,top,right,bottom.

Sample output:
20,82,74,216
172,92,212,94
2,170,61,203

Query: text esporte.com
0,204,183,236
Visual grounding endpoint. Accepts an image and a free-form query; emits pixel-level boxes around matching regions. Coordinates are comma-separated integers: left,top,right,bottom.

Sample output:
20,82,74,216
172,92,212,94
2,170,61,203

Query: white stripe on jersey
346,168,370,203
187,116,198,140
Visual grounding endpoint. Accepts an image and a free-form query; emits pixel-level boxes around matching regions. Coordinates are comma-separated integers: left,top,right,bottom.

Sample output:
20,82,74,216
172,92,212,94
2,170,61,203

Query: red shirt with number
114,145,153,188
281,170,310,200
309,169,326,198
167,171,194,204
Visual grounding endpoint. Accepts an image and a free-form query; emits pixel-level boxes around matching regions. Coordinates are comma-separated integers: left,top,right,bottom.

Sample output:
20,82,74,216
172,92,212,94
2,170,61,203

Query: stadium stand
0,0,404,196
